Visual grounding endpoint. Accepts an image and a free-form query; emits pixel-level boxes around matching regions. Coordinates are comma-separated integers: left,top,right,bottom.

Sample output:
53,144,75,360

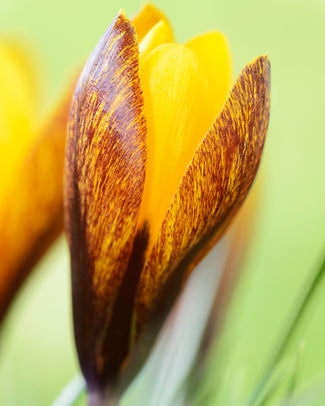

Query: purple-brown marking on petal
64,11,146,390
135,55,270,336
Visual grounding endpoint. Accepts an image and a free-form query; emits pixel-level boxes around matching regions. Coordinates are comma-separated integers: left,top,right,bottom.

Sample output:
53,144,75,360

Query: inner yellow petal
132,3,170,42
138,44,216,245
0,41,38,198
139,20,174,64
186,32,233,120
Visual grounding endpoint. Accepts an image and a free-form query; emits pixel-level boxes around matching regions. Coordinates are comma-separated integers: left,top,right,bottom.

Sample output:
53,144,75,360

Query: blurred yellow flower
0,40,72,324
64,3,270,401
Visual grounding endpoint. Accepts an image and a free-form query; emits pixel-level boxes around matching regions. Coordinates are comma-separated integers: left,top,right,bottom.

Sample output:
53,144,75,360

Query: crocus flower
0,40,71,324
64,3,270,403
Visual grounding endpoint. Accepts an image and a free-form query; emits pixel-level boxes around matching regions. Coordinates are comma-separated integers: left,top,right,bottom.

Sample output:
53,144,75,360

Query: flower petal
64,11,146,389
132,3,170,42
186,31,233,120
139,19,174,63
0,83,72,324
138,43,216,249
0,40,38,200
135,55,270,335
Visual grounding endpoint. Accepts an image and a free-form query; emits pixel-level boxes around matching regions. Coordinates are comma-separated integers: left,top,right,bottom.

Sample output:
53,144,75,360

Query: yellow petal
139,19,174,63
186,31,233,120
0,41,38,198
64,11,146,388
135,55,271,336
0,81,72,324
138,43,216,248
132,3,170,41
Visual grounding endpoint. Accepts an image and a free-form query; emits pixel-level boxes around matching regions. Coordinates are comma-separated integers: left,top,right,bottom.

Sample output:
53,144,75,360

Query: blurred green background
1,0,325,404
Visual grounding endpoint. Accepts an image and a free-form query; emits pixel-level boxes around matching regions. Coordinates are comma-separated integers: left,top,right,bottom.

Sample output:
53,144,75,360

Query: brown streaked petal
132,3,170,42
0,83,73,325
64,11,146,391
135,55,270,336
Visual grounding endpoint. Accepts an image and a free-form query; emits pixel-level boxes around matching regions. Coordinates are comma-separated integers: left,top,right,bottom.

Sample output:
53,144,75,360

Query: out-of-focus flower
64,3,270,402
0,40,71,324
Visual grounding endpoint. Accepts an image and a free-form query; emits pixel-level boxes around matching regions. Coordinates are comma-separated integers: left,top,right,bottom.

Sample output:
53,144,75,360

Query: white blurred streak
51,375,85,406
123,231,233,406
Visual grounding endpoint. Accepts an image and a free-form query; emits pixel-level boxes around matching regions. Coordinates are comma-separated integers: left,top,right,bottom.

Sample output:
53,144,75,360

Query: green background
0,0,325,404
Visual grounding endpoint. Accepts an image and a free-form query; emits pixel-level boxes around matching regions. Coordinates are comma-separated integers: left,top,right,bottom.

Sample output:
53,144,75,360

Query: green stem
246,253,325,406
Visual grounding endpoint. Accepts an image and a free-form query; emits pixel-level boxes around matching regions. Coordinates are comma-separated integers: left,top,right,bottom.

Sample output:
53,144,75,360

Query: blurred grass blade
255,350,303,406
52,375,85,406
257,366,289,406
246,253,325,406
287,377,325,406
279,341,305,406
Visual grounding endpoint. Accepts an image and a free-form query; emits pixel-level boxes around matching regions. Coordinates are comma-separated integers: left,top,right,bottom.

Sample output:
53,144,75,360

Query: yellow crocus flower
64,4,270,402
0,41,71,323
